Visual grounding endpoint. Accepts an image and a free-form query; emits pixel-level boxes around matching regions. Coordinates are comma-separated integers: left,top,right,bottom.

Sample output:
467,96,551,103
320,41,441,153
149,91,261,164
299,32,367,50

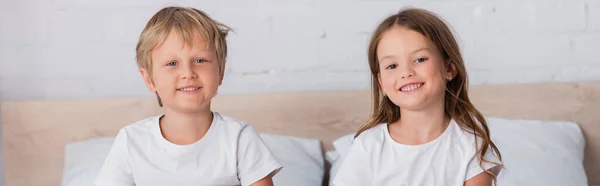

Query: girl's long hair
356,7,502,184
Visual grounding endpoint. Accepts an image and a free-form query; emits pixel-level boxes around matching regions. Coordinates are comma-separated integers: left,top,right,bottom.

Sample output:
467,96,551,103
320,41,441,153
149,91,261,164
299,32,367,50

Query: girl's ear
378,73,385,94
446,61,457,81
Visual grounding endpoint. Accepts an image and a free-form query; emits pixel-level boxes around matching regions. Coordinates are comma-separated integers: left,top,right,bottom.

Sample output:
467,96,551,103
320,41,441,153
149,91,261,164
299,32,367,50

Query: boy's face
140,30,222,113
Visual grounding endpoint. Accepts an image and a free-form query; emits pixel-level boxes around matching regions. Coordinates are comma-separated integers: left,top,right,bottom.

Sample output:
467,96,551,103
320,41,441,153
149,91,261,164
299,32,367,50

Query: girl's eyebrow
411,47,431,54
379,47,431,61
379,55,396,62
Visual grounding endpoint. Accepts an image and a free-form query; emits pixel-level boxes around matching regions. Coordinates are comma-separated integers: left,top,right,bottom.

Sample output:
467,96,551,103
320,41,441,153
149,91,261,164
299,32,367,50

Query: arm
237,125,283,186
464,145,503,186
94,129,135,186
249,172,276,186
464,170,493,186
331,137,372,186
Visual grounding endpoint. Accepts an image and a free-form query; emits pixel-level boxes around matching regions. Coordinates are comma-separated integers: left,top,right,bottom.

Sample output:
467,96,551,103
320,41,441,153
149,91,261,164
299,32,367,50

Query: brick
588,1,600,32
315,33,371,72
52,0,172,9
416,2,488,33
534,2,586,33
0,0,51,9
105,8,156,43
220,70,370,94
481,2,537,34
0,76,150,101
46,7,108,44
572,34,600,65
315,2,405,35
225,34,280,73
0,45,46,77
467,33,571,69
267,2,323,38
0,43,137,79
0,8,49,45
468,67,575,86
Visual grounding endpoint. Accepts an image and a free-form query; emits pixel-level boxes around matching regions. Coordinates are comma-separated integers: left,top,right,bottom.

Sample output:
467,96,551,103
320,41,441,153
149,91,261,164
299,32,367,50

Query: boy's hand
249,175,274,186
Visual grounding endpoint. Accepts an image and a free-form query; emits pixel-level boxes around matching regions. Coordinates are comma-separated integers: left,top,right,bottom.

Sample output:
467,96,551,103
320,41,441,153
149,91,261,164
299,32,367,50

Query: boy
94,6,282,186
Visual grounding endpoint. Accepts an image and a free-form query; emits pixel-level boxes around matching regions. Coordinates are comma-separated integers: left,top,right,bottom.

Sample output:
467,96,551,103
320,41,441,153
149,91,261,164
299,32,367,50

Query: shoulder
449,119,503,175
352,124,388,149
117,115,160,139
448,119,495,154
213,112,253,134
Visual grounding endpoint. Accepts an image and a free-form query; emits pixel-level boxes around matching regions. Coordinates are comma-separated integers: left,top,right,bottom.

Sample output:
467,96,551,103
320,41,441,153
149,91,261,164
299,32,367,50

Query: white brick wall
1,0,599,101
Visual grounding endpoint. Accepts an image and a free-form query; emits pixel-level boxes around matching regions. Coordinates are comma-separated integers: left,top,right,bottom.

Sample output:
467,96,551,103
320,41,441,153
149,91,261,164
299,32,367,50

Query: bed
2,81,599,186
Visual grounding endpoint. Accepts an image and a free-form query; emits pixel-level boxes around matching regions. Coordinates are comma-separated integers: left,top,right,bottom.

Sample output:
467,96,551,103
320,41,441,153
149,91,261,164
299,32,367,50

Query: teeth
179,87,198,91
401,83,422,92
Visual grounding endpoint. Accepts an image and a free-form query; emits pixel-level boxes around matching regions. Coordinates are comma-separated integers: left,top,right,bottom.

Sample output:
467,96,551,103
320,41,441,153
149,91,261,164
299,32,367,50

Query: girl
332,8,503,186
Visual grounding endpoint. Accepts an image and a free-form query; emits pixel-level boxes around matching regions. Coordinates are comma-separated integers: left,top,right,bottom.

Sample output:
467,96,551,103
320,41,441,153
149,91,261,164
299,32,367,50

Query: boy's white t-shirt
332,120,502,186
94,112,282,186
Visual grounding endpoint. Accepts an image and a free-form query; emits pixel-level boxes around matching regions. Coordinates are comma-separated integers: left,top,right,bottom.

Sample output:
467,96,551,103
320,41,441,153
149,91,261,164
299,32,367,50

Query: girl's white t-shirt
332,120,502,186
94,112,282,186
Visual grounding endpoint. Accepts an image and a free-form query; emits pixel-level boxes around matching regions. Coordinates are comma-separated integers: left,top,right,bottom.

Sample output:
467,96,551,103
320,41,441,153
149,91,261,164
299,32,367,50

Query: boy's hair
135,6,231,106
356,7,503,184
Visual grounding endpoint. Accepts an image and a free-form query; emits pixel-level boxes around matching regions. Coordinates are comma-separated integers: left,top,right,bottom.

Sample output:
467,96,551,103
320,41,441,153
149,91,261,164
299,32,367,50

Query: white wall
0,0,599,184
1,0,600,101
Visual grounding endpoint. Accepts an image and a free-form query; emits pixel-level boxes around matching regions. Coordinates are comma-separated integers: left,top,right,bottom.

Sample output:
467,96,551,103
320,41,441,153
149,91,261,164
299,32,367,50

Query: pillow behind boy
61,134,325,186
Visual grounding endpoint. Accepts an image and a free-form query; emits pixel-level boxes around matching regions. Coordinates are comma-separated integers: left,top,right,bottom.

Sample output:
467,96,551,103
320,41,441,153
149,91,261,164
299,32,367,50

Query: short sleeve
331,137,373,186
465,146,503,181
94,129,135,186
237,125,283,186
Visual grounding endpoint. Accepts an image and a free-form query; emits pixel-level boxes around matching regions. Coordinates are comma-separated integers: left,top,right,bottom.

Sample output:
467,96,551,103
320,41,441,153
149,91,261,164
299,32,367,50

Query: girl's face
376,26,455,112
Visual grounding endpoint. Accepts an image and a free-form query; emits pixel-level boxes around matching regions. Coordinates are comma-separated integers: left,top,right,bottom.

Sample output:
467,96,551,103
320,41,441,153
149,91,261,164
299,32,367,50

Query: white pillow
326,118,588,186
486,118,587,186
60,137,115,186
60,133,324,186
259,133,325,186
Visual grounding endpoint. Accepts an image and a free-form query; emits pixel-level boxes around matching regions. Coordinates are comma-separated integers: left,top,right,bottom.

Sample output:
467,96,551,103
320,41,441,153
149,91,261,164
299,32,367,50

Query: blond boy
95,6,282,186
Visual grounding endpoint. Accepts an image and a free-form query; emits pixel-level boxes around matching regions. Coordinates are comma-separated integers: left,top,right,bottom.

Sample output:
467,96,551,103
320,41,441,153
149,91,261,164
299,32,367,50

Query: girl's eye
167,61,177,66
195,59,205,63
415,57,428,63
385,64,397,70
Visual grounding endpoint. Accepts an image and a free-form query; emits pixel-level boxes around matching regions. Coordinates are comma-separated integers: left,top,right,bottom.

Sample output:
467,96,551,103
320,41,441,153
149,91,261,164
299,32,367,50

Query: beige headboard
2,81,600,186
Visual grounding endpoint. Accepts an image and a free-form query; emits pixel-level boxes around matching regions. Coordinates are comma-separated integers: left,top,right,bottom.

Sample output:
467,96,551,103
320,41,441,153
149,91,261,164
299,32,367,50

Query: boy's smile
140,29,221,113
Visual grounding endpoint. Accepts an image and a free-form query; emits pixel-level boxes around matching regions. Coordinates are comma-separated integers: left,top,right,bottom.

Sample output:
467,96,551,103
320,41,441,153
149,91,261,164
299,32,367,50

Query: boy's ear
140,68,157,92
218,62,226,85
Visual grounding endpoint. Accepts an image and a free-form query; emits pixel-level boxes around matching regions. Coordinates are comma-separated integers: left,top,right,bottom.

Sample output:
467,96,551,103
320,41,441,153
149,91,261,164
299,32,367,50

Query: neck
160,107,213,145
390,100,450,144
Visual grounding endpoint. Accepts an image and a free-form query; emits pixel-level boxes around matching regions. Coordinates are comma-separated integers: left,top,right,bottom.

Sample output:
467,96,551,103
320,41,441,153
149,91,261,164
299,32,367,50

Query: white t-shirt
94,112,283,186
332,120,502,186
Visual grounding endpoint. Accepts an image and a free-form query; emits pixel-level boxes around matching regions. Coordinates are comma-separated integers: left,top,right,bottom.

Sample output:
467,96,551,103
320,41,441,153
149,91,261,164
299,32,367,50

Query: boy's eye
195,59,205,63
167,61,177,66
415,57,428,63
385,64,397,70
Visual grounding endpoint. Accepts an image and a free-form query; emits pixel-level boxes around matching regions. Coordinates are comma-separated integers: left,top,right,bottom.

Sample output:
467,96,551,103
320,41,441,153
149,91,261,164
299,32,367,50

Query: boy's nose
181,68,198,79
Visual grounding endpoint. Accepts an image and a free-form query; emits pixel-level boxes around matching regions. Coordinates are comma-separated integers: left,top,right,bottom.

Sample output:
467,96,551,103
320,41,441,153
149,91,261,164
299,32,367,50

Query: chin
175,105,209,113
391,97,427,111
166,100,210,113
